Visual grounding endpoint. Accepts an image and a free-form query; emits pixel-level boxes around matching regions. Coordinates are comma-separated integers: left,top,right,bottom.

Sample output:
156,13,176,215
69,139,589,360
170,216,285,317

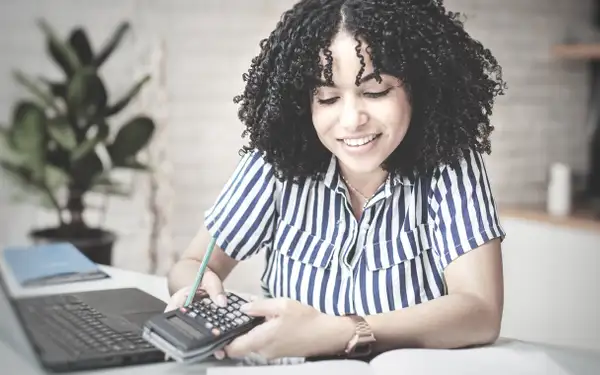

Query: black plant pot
29,227,117,265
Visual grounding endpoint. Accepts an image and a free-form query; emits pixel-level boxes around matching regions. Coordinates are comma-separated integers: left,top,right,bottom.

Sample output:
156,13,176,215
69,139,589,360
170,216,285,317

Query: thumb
240,298,286,317
202,270,227,307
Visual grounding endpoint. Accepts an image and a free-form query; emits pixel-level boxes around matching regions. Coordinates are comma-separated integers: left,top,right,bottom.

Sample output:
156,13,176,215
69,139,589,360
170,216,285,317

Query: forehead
317,30,378,86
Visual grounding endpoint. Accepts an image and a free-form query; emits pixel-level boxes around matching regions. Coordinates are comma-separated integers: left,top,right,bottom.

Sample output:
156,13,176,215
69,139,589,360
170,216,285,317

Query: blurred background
0,0,598,356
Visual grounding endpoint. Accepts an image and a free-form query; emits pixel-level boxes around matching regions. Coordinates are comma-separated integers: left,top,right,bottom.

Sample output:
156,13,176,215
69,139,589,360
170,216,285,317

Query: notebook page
207,358,372,375
369,339,570,375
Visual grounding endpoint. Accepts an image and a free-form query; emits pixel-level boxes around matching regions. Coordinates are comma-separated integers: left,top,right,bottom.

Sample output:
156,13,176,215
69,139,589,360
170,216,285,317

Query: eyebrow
314,72,382,87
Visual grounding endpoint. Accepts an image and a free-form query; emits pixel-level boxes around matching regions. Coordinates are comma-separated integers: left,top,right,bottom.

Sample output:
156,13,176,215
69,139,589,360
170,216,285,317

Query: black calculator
142,291,264,363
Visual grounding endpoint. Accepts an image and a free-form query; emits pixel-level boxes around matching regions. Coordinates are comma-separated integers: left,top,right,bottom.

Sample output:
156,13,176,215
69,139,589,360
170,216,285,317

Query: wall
500,217,600,352
0,0,598,351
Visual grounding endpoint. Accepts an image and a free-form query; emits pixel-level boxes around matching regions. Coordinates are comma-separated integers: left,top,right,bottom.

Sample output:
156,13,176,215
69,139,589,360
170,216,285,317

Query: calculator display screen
167,315,205,339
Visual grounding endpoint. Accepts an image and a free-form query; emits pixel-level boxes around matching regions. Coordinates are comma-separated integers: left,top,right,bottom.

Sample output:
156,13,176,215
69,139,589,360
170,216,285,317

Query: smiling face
310,29,412,178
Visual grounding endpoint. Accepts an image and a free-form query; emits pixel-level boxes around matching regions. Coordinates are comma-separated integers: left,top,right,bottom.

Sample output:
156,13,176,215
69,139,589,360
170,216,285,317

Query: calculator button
188,311,197,318
205,322,213,329
234,310,242,317
231,302,240,309
234,318,244,325
241,315,250,323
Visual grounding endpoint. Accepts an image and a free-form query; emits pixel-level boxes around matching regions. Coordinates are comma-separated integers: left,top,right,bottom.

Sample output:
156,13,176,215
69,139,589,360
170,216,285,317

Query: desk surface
1,264,599,375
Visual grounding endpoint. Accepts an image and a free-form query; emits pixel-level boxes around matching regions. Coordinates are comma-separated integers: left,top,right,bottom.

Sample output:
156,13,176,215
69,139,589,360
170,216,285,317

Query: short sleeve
204,150,277,260
427,149,505,269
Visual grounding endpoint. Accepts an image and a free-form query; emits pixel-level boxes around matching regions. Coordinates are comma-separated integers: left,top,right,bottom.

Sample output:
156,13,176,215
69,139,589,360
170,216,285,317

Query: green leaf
10,101,47,180
71,151,104,190
0,127,19,164
107,116,155,164
12,70,59,112
47,116,77,150
46,147,71,172
70,120,109,161
0,161,64,210
44,164,70,190
40,78,67,99
68,28,93,65
66,67,108,119
38,19,80,77
93,22,130,68
106,75,150,116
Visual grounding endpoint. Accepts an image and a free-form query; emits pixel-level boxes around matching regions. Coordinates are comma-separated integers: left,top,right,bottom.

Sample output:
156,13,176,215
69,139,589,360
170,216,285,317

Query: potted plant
0,19,156,265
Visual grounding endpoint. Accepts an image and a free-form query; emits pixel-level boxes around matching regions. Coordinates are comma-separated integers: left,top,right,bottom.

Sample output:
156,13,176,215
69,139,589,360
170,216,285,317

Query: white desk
1,264,599,375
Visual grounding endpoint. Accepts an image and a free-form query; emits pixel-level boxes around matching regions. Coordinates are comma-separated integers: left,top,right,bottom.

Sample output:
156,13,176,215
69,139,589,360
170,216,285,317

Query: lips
340,133,381,147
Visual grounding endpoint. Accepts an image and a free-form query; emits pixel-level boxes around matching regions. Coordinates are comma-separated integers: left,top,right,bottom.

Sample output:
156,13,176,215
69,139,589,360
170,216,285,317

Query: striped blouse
204,149,505,316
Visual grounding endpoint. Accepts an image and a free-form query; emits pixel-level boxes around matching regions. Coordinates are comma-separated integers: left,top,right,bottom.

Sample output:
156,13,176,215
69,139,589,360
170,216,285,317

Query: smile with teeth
341,134,380,147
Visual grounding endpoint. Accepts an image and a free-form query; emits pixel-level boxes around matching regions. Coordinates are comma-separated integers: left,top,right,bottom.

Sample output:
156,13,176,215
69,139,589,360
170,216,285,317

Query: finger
164,286,191,312
213,350,226,360
202,272,227,307
240,298,287,317
224,321,274,359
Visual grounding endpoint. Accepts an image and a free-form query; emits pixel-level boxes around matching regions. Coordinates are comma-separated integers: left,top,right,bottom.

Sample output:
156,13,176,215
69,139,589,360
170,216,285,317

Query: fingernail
214,351,225,360
216,294,228,307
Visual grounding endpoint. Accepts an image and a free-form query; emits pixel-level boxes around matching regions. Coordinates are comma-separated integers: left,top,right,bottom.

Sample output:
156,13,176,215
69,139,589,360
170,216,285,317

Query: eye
363,87,392,98
317,97,339,105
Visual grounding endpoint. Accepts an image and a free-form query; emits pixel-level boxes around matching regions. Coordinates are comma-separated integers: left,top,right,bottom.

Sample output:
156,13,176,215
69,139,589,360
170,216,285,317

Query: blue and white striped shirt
205,149,505,316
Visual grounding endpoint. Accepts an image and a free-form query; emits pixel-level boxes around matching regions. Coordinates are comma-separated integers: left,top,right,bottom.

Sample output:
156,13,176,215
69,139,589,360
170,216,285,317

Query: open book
207,339,575,375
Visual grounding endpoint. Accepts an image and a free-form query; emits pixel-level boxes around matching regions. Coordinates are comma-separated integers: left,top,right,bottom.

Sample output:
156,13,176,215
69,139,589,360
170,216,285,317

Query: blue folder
2,242,109,287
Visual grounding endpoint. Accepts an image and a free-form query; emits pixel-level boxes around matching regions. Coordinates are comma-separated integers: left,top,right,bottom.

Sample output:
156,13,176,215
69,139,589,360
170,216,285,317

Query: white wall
0,0,598,352
500,217,600,352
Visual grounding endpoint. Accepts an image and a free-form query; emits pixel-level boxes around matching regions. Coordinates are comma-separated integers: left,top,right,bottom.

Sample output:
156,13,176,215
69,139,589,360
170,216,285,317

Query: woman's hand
223,298,349,360
165,268,228,312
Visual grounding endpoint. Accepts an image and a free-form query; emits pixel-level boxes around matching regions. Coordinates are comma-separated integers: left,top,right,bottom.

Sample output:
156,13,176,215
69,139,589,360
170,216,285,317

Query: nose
339,97,367,131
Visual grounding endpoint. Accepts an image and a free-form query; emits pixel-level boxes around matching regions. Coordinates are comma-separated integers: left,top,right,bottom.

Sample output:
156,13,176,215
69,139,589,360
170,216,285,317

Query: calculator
142,291,264,363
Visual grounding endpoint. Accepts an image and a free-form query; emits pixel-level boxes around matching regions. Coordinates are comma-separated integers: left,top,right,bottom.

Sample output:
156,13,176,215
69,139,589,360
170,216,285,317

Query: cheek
311,104,336,136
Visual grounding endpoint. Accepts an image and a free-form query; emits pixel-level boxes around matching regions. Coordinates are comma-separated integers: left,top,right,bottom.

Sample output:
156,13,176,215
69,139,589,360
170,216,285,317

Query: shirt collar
323,153,415,194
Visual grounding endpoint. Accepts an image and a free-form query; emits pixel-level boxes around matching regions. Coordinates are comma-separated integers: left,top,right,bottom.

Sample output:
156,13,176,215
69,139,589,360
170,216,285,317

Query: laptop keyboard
18,294,156,358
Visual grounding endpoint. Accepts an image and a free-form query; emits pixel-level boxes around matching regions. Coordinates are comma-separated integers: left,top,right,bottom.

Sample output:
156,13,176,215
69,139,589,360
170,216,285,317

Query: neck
339,164,388,198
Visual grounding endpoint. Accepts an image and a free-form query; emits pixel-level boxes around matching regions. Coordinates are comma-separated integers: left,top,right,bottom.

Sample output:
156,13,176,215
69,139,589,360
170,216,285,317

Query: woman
167,0,507,362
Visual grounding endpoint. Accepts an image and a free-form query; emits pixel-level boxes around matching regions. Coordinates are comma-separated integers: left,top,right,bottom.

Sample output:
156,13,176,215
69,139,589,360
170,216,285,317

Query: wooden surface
551,43,600,59
500,204,600,232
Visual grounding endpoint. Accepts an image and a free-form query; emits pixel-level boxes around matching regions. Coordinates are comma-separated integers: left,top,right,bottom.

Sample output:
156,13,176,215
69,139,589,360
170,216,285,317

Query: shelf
500,204,600,233
551,43,600,59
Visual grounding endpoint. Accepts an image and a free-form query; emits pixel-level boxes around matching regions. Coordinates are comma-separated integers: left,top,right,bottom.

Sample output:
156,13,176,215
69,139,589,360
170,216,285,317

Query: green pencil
184,237,217,307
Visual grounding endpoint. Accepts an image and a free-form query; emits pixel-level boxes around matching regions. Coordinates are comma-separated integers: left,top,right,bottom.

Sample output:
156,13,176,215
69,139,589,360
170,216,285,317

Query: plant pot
29,227,117,265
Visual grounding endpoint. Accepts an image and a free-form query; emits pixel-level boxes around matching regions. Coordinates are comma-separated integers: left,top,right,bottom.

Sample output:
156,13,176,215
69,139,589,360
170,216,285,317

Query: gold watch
344,315,376,357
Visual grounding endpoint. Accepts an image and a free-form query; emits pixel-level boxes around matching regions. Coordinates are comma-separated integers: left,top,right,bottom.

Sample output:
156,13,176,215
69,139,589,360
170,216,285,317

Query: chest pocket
364,223,431,271
272,220,336,269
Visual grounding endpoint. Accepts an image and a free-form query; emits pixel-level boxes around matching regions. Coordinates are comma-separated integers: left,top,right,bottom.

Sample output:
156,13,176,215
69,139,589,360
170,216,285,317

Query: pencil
184,237,217,307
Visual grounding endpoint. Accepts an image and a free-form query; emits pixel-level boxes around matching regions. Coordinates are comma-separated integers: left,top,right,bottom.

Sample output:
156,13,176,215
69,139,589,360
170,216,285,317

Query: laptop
0,269,169,372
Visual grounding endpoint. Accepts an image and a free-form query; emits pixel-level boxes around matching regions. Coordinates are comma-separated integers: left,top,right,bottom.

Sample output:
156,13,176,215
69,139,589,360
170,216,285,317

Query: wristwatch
344,315,376,357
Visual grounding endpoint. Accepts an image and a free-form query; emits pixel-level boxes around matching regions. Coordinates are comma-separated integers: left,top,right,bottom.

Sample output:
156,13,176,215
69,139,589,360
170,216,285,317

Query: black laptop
0,271,169,372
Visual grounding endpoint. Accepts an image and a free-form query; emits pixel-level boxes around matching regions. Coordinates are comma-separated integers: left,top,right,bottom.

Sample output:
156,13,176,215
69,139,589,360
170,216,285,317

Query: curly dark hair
233,0,506,181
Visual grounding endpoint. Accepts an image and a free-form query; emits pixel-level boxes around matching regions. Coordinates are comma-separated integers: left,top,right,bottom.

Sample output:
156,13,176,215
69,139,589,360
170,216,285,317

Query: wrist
312,313,356,357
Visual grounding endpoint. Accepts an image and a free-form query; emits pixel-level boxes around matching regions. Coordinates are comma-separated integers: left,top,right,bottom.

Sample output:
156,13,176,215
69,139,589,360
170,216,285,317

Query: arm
167,150,277,296
167,224,239,295
322,238,503,354
320,149,505,354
